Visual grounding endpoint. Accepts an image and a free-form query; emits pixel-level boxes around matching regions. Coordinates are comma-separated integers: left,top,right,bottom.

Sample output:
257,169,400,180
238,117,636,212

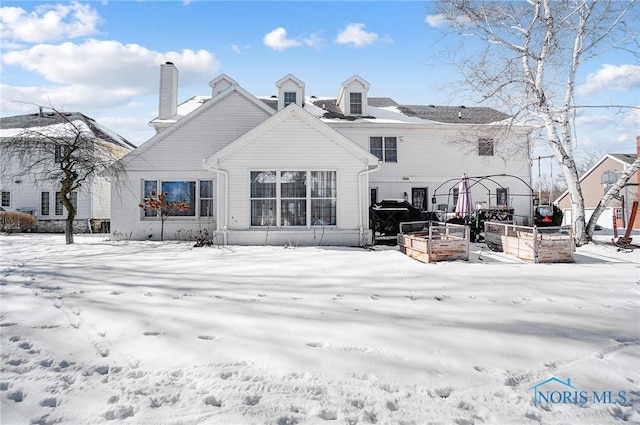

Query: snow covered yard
1,234,638,425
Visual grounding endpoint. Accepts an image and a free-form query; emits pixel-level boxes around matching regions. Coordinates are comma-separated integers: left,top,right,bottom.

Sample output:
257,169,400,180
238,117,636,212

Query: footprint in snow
143,331,162,336
198,335,219,341
306,342,326,348
243,395,261,406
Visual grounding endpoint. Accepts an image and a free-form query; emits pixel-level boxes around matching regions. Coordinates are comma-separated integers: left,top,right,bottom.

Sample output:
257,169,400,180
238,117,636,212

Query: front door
411,187,428,211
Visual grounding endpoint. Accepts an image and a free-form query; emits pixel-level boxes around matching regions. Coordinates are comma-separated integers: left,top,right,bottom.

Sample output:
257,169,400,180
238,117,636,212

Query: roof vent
459,105,466,109
428,105,435,108
311,95,317,99
271,95,277,99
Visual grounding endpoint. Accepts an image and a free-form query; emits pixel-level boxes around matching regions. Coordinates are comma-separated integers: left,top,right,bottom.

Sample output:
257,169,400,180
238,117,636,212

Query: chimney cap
165,61,174,65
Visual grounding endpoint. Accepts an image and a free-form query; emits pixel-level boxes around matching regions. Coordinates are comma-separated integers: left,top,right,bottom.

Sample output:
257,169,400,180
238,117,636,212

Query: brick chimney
158,62,178,120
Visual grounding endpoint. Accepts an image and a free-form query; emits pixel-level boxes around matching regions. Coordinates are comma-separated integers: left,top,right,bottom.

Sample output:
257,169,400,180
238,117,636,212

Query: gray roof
0,112,136,150
398,105,510,124
305,98,510,124
609,153,637,165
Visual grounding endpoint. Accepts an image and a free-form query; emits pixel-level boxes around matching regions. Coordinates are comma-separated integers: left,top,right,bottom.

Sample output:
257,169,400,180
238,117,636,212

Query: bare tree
433,0,639,245
1,107,128,244
138,191,190,241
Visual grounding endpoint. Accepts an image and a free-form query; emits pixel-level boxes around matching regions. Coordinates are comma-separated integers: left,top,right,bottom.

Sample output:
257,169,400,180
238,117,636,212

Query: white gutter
202,159,229,245
358,161,381,245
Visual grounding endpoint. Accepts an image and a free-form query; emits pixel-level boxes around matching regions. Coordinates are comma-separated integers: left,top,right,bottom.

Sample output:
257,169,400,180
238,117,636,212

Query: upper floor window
478,138,494,156
284,92,297,107
55,145,71,163
1,191,10,208
370,137,397,162
350,92,362,115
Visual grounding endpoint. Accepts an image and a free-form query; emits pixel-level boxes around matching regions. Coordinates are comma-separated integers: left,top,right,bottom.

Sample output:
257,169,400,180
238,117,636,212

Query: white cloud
576,64,640,96
425,14,449,28
263,27,301,51
335,23,379,47
303,32,325,50
0,40,220,120
2,39,219,90
0,2,100,44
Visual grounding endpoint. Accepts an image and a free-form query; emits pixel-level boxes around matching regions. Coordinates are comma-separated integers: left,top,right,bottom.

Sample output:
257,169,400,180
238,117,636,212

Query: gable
120,89,274,171
206,104,378,168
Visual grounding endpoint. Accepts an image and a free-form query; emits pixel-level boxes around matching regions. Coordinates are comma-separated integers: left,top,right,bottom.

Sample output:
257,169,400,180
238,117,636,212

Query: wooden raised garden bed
484,221,574,263
397,221,470,263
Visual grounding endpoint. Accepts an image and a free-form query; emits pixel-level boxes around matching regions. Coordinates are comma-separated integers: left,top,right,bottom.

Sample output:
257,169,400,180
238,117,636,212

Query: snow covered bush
0,211,38,233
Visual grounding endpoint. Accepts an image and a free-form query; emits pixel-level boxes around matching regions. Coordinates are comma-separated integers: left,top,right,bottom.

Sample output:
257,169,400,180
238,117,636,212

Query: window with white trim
55,191,77,215
250,171,337,227
1,191,10,208
55,145,71,163
478,138,494,156
141,180,213,218
350,92,362,114
284,92,296,107
370,137,397,162
41,192,50,216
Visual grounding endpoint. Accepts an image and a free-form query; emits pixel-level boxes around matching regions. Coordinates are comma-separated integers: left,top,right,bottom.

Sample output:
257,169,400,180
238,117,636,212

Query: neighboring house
0,112,135,233
556,151,640,230
110,63,533,245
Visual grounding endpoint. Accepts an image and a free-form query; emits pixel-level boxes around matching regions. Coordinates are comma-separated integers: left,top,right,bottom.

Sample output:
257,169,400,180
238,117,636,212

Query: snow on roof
0,112,135,149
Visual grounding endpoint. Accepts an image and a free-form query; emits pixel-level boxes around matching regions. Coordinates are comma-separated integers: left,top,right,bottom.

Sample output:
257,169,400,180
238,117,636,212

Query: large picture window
142,180,213,219
250,171,276,226
251,171,337,227
370,137,397,162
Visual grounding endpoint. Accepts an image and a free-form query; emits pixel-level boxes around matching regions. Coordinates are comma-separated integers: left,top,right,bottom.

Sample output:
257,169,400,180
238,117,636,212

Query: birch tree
1,108,128,244
433,0,639,245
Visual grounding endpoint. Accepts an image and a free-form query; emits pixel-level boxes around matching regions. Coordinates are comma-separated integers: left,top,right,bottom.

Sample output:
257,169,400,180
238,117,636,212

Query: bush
0,211,38,233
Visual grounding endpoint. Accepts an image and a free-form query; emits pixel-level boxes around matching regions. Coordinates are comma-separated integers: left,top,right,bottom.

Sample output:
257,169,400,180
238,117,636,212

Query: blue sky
1,1,638,170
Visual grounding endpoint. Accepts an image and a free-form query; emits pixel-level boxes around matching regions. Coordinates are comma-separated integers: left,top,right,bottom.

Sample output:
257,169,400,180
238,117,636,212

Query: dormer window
276,74,305,111
350,93,363,115
337,75,370,117
284,92,297,107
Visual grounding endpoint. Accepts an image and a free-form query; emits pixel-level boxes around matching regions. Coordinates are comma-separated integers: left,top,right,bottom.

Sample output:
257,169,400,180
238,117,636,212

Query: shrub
0,211,38,233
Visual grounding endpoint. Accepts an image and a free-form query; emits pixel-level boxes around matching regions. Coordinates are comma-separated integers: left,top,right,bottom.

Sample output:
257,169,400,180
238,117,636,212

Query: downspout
202,159,229,245
358,161,381,245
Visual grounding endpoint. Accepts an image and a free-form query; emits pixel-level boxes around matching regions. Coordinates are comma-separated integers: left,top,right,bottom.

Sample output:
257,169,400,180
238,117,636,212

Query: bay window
251,171,337,227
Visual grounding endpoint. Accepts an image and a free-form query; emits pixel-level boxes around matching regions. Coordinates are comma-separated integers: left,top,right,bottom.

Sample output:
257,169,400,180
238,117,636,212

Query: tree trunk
65,219,74,245
586,158,640,240
59,186,76,245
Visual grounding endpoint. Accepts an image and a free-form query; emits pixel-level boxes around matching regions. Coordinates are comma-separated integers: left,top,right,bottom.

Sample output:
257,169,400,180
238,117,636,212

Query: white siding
125,92,272,171
330,124,534,223
216,113,372,245
110,170,218,241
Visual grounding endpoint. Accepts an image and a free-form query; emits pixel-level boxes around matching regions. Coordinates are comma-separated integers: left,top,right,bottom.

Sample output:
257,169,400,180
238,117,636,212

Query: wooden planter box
484,221,574,263
397,221,470,263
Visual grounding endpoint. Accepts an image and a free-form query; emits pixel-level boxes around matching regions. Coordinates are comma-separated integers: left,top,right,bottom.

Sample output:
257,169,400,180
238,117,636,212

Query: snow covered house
110,63,533,245
0,112,135,233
